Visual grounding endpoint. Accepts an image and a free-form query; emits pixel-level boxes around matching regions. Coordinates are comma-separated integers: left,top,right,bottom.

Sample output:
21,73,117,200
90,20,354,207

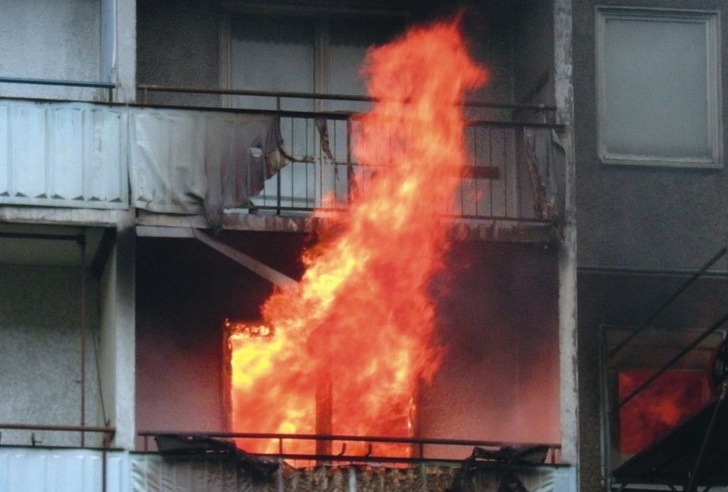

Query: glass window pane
230,15,315,111
597,9,720,167
328,17,402,101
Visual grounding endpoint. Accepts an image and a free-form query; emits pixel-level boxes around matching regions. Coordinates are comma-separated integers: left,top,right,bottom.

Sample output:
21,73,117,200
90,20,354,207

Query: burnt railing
138,430,561,466
137,85,565,227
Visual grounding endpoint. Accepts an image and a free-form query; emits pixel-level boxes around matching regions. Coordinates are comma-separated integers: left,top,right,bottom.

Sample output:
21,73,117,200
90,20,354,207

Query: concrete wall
574,0,728,272
0,0,135,102
135,0,530,110
0,264,103,447
0,0,104,100
573,1,728,490
421,241,561,446
513,0,554,107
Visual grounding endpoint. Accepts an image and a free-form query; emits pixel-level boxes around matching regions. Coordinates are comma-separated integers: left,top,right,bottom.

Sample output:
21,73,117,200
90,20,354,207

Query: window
595,8,721,168
225,12,403,112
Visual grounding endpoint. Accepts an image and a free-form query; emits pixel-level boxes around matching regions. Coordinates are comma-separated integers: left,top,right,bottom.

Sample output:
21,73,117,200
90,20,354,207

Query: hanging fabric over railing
129,107,286,226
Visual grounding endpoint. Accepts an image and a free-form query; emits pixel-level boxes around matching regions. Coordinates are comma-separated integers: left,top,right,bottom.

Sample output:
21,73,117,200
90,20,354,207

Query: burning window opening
225,18,488,463
225,318,417,462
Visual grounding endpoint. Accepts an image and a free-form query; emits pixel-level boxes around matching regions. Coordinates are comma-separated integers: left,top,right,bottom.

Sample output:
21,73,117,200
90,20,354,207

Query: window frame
595,7,722,168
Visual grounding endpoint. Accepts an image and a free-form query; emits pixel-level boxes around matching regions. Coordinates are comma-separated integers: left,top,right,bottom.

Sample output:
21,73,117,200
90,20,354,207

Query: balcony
0,82,565,242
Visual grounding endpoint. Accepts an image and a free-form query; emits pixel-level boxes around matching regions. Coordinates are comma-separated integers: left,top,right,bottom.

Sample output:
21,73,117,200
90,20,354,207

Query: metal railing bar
139,432,563,466
609,245,728,359
131,102,566,130
138,430,560,449
140,85,372,103
229,452,562,467
0,423,115,433
242,205,555,224
0,231,84,242
137,84,557,113
0,76,115,89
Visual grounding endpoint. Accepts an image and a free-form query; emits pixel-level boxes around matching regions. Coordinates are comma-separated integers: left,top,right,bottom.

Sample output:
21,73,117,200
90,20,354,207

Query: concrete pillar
103,0,136,102
99,214,136,449
554,0,580,472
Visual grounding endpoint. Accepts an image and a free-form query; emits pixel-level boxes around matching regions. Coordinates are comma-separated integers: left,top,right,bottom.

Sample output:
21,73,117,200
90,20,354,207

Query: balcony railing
0,423,116,449
138,430,561,465
0,76,115,102
136,85,566,228
0,82,565,232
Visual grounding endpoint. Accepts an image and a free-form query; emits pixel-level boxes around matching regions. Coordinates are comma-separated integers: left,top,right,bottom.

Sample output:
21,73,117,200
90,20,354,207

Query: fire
230,19,486,459
618,370,710,454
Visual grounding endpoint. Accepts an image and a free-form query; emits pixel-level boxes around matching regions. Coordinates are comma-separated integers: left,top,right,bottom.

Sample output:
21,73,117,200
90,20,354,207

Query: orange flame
230,19,486,459
618,370,710,454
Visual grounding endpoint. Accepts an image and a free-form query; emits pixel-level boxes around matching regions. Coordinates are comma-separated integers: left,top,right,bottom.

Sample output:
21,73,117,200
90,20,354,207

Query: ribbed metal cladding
0,448,129,492
0,100,128,209
128,454,574,492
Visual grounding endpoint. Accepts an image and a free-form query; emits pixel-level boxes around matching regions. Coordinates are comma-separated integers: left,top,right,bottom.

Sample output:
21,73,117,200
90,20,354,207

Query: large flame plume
230,19,486,457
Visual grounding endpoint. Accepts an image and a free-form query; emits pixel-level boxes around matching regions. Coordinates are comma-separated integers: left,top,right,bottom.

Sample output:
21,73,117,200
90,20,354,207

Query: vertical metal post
277,457,285,492
599,325,613,491
315,367,333,459
276,96,283,215
78,232,87,447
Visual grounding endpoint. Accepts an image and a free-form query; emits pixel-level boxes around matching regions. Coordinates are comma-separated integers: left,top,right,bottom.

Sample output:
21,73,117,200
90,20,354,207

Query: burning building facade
0,1,579,491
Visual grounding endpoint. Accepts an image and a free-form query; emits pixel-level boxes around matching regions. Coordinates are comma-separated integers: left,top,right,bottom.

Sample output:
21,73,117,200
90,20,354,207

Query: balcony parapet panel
0,99,128,210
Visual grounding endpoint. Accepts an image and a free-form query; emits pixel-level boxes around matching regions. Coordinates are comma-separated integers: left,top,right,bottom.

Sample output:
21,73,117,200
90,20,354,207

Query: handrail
0,423,115,433
0,76,114,89
136,84,558,113
139,430,560,448
0,423,116,448
0,76,115,101
138,430,561,464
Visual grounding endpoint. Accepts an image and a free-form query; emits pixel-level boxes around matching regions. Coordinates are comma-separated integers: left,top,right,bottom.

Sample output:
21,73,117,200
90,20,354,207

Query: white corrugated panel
130,454,262,492
0,100,128,209
128,453,575,492
0,448,130,492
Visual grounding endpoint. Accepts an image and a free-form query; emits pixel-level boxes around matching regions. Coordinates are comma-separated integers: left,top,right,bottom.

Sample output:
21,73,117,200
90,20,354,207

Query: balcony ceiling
0,224,104,267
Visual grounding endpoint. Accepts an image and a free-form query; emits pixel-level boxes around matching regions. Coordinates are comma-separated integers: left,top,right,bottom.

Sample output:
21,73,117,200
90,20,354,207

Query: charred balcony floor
135,212,562,244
